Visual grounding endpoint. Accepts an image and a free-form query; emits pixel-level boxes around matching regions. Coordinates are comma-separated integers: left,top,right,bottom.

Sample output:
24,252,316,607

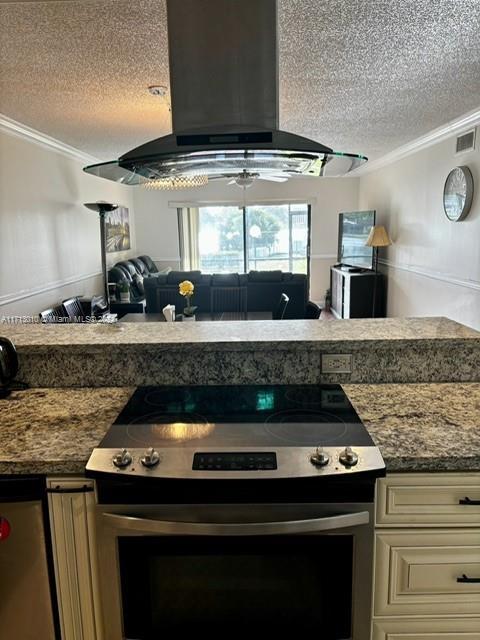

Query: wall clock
443,165,474,221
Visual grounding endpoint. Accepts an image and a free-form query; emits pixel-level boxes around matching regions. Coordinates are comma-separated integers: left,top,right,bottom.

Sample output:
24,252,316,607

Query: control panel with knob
339,447,359,467
112,448,132,468
310,447,330,467
141,447,160,468
86,445,385,479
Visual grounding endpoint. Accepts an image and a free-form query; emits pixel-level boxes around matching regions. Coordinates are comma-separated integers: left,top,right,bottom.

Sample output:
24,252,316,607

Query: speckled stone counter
0,317,479,387
0,387,133,474
0,382,479,475
344,382,480,472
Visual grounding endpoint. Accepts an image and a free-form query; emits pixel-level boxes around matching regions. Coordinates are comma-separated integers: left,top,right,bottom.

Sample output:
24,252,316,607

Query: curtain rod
168,197,316,208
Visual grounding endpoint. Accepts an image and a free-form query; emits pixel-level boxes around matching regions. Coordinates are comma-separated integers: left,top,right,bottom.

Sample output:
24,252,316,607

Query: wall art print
106,206,131,252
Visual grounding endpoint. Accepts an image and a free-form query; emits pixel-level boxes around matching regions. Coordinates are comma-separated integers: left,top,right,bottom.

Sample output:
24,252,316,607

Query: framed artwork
106,206,131,252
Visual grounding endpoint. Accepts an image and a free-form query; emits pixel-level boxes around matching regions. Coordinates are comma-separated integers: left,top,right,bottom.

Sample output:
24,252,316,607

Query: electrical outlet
322,354,353,374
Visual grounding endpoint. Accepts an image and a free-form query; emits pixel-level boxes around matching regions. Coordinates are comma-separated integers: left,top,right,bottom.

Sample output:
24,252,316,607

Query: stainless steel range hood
84,0,367,185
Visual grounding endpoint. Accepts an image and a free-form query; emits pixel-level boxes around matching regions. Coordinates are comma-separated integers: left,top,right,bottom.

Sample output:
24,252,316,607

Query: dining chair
210,287,247,319
273,293,289,320
305,301,321,319
39,305,67,323
62,297,85,322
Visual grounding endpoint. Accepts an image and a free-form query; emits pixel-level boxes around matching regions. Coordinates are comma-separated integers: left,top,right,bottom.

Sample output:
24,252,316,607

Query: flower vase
183,315,196,322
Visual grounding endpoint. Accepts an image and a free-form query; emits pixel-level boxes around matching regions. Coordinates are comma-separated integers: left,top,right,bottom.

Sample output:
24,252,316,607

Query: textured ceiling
1,0,480,161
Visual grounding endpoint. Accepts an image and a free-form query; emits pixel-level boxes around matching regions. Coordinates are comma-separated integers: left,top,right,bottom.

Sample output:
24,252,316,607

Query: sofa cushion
291,273,307,282
116,260,138,278
248,270,283,282
107,266,129,283
138,255,159,274
211,273,239,287
144,274,168,286
282,272,293,281
167,270,202,284
130,258,148,275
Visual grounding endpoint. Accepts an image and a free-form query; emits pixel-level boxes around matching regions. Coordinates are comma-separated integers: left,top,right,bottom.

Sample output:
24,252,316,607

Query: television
337,210,376,270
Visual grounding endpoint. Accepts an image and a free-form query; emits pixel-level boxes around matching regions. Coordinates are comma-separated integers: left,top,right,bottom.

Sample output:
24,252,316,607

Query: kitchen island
0,316,479,387
1,376,479,640
1,382,479,475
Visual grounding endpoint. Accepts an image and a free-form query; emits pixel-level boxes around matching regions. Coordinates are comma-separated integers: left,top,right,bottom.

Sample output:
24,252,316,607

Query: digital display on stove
193,452,277,471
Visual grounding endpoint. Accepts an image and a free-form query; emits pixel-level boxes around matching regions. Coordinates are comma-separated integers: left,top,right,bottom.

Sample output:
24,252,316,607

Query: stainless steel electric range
87,384,384,482
86,384,385,640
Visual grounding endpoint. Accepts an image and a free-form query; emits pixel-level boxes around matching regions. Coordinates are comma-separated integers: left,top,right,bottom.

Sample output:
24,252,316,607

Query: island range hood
84,0,367,186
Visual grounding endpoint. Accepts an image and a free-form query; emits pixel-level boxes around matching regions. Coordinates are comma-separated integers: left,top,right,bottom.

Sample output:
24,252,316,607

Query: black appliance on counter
0,337,18,398
86,384,385,640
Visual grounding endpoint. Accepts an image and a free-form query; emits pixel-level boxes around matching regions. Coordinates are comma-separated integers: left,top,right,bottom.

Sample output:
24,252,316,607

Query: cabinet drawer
374,529,480,617
376,474,480,527
372,617,480,639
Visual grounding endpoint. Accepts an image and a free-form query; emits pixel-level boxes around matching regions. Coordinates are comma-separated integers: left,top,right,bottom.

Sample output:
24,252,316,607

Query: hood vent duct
84,0,367,186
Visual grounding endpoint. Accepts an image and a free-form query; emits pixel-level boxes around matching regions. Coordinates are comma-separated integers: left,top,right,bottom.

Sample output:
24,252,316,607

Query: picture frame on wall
106,206,131,252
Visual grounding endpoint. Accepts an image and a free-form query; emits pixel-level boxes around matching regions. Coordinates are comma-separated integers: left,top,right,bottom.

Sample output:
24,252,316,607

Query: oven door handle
101,510,369,536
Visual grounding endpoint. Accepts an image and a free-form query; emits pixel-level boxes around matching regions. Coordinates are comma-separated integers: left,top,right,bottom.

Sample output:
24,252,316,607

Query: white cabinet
47,477,102,640
372,617,480,639
376,473,480,527
373,473,480,639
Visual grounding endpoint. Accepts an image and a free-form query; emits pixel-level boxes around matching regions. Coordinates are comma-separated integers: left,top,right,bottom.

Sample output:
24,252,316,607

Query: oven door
96,503,374,640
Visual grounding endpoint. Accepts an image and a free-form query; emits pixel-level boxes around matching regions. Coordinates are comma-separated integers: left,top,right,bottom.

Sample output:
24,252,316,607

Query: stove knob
310,447,330,467
339,447,359,467
141,447,160,468
113,448,132,468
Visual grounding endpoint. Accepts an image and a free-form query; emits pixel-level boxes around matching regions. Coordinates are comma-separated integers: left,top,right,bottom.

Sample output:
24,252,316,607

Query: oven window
119,535,353,638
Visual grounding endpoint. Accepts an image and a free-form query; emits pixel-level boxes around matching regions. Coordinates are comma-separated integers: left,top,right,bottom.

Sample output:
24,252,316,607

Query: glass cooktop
99,384,374,449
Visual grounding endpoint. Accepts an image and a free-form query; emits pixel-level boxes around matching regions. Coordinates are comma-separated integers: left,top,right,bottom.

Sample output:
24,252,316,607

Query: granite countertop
0,316,478,353
344,383,480,472
0,387,134,474
0,382,479,475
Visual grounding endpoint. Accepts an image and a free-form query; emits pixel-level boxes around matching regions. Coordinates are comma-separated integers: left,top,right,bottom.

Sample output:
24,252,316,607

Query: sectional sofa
143,270,309,319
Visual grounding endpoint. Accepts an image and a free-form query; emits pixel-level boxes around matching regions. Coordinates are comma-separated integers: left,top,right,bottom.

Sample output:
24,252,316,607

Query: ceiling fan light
144,175,209,190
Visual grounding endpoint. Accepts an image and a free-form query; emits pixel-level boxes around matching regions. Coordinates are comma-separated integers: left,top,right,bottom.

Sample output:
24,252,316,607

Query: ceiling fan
227,170,288,188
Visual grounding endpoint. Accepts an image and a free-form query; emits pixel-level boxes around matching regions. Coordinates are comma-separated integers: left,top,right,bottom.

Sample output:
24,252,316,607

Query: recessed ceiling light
148,85,168,97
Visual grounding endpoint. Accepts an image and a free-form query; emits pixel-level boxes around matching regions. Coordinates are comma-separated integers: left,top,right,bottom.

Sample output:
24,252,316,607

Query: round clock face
443,166,474,221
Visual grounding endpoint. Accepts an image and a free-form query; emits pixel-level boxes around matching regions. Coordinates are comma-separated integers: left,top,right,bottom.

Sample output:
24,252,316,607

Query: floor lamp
365,225,392,317
84,201,118,307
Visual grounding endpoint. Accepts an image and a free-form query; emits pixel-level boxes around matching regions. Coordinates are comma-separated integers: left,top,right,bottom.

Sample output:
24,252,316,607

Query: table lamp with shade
365,225,392,317
83,201,118,307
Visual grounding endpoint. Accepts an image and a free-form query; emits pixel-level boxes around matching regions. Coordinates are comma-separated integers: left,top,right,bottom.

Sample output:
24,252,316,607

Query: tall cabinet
330,266,386,319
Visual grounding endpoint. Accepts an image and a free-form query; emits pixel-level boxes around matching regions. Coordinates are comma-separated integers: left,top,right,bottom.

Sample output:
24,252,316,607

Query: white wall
358,135,480,330
133,177,359,303
0,129,135,317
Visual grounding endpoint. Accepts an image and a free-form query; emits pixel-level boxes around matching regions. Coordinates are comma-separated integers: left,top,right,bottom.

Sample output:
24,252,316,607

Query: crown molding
354,105,480,176
0,113,99,164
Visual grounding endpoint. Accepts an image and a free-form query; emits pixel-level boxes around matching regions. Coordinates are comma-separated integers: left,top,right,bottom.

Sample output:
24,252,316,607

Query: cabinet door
374,529,480,617
47,477,102,640
372,617,480,639
376,474,480,527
